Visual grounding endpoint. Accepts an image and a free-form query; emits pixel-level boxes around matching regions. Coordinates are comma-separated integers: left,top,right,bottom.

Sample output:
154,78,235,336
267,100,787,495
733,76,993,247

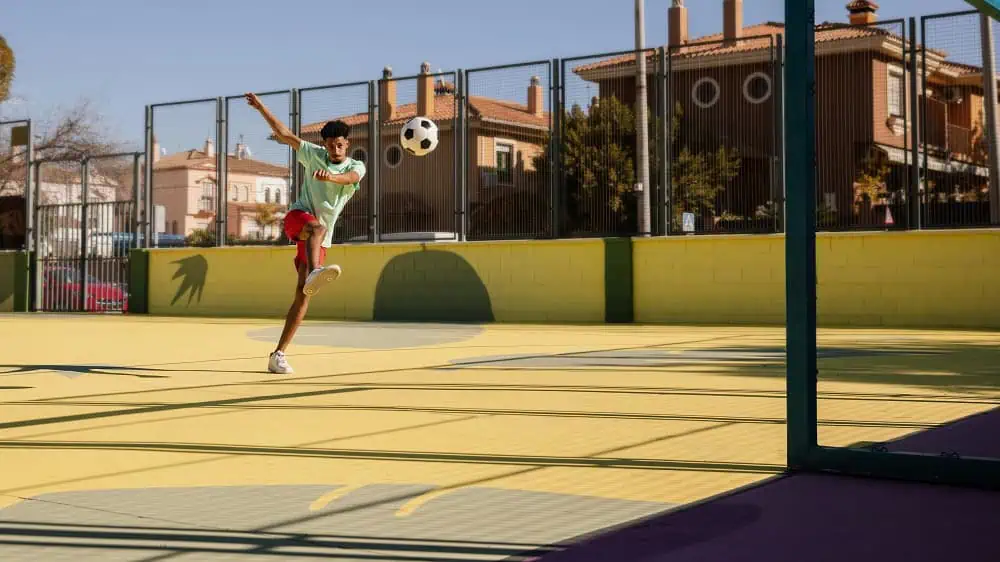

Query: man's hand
313,169,336,183
245,92,263,110
313,169,361,185
248,92,302,149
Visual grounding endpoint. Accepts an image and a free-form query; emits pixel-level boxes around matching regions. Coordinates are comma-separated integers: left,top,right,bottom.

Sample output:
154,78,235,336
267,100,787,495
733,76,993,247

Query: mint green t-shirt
290,141,366,248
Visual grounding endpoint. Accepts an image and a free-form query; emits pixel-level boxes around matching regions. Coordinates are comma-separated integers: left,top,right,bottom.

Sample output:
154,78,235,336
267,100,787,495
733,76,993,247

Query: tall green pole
785,0,818,469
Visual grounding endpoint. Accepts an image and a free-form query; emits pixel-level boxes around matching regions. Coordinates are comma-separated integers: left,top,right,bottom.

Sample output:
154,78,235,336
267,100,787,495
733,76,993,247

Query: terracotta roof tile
300,93,549,138
572,22,902,73
940,60,984,76
154,149,288,177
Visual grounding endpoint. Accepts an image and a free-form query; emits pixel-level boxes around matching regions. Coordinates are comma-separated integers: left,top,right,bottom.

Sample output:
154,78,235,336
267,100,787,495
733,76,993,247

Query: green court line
13,251,29,313
603,238,633,324
129,249,149,314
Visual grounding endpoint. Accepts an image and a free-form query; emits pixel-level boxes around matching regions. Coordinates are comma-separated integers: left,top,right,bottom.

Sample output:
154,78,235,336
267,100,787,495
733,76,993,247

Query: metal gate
33,154,141,313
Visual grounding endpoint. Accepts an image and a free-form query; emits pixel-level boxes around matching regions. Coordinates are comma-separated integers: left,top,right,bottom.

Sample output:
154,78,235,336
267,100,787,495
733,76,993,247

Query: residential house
573,0,995,231
297,62,551,240
152,138,290,240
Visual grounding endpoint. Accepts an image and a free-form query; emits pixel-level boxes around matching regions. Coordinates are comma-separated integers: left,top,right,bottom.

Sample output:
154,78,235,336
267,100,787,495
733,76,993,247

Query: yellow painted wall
634,229,1000,329
147,239,606,323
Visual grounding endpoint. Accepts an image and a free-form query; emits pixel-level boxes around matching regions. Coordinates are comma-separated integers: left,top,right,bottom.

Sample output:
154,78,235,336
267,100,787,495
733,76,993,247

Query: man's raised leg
301,220,342,296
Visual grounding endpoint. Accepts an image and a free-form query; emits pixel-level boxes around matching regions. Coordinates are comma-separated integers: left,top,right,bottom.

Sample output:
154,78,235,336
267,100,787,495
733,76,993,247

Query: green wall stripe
129,249,149,314
604,238,633,323
13,251,29,312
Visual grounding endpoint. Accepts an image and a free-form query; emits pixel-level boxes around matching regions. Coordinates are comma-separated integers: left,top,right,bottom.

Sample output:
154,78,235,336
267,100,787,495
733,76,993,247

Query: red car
42,265,129,313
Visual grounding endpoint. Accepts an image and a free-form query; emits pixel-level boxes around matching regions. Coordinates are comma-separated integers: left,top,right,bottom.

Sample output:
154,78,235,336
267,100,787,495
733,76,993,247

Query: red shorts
284,210,326,269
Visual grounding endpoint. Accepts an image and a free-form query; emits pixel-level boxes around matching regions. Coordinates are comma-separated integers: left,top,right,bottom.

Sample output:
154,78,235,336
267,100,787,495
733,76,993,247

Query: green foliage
253,203,281,232
185,228,238,247
669,101,742,226
0,34,13,103
531,95,742,234
853,154,890,208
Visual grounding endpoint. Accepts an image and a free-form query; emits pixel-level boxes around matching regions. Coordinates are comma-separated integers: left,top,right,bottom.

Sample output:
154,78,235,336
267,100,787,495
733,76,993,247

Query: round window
743,72,772,104
692,77,720,109
384,145,403,168
351,147,368,163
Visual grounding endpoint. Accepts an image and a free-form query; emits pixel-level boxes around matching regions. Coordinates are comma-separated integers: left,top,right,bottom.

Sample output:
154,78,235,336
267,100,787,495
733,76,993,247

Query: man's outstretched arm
312,169,361,185
246,92,302,150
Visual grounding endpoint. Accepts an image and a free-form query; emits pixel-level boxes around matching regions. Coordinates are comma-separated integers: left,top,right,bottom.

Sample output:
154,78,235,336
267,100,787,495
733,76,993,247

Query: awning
874,143,989,178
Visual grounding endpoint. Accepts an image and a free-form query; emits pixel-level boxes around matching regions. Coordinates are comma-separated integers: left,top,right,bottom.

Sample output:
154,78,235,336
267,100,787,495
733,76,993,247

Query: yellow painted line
309,484,364,512
395,486,465,518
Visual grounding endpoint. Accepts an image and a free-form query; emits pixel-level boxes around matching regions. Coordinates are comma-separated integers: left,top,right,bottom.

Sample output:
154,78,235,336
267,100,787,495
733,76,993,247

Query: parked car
42,265,129,312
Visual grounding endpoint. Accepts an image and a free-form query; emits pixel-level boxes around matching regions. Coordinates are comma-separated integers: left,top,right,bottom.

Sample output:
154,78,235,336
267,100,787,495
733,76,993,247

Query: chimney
723,0,743,43
379,66,397,123
528,76,544,117
203,137,215,158
669,0,688,48
847,0,878,26
417,61,434,117
152,135,161,163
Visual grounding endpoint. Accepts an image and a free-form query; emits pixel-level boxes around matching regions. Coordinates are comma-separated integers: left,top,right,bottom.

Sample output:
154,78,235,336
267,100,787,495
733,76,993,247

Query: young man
245,92,366,375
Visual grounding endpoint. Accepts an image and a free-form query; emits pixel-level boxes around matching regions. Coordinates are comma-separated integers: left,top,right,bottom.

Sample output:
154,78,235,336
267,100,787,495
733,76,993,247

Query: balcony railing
947,124,973,157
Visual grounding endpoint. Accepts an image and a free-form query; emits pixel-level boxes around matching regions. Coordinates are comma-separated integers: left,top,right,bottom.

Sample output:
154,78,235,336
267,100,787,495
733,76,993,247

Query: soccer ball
400,117,439,157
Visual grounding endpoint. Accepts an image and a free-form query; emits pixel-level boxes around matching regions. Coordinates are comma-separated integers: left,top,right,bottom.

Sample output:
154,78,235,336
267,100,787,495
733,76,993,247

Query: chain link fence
667,35,779,235
465,61,553,240
299,82,373,243
376,67,459,240
148,98,221,247
224,91,293,245
560,49,653,238
921,11,1000,229
38,8,995,255
812,19,913,231
0,120,30,249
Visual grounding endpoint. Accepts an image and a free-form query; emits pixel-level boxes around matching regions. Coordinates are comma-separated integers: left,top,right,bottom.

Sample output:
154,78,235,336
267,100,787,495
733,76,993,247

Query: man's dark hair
320,120,350,140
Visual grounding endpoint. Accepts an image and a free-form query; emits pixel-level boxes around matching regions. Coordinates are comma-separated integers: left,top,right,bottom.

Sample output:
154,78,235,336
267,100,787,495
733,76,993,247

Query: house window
171,220,178,235
351,147,368,164
692,77,720,109
264,188,271,203
229,185,238,201
743,72,772,104
275,190,282,205
385,144,403,168
199,181,215,213
241,186,250,201
887,67,905,117
495,142,514,185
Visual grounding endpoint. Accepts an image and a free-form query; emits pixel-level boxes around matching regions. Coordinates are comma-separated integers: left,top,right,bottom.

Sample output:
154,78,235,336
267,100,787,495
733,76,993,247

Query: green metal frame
784,0,1000,490
966,0,1000,20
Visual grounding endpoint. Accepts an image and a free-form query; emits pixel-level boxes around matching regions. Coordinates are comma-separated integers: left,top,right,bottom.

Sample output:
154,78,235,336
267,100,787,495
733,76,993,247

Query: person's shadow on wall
373,249,494,322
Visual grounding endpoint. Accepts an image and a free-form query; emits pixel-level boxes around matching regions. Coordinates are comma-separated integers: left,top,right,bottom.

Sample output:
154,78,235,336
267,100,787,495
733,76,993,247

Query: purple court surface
533,408,1000,562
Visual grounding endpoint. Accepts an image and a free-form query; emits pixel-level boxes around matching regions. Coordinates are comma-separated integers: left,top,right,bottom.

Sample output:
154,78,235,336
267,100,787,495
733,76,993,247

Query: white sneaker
303,264,342,296
268,350,294,374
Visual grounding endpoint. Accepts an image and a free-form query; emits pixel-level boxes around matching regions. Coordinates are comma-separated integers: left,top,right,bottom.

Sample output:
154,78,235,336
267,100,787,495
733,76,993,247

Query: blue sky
0,0,980,160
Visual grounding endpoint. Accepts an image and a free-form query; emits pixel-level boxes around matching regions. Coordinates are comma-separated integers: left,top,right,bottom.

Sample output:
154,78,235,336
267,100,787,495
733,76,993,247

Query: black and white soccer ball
400,117,439,157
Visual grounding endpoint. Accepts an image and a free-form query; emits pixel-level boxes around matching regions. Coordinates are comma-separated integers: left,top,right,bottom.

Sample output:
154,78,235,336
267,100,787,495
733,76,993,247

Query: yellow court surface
1,314,998,560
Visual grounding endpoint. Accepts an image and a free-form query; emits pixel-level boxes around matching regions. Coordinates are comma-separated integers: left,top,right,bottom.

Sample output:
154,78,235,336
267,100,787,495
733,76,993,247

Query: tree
667,102,742,228
185,227,237,247
253,203,282,240
0,34,13,103
530,95,741,235
0,99,128,201
531,95,652,235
